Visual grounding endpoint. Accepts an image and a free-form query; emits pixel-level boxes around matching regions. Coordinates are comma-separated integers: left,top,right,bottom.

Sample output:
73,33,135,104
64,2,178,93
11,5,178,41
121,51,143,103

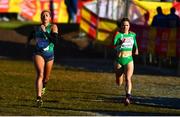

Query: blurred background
0,0,180,75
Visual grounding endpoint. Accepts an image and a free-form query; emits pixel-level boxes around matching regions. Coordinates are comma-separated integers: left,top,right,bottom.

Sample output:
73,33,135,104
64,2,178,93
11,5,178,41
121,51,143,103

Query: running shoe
124,94,131,106
124,97,130,106
36,99,43,108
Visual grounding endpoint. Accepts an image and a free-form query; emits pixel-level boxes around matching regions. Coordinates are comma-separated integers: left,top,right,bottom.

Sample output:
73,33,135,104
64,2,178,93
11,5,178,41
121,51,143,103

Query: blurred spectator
50,0,54,23
65,0,78,23
166,7,180,28
151,6,167,65
151,6,167,27
144,11,150,26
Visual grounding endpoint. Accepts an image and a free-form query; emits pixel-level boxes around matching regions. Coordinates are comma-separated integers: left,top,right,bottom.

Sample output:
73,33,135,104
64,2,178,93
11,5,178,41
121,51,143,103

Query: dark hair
117,17,130,28
170,7,176,14
41,10,51,19
157,6,162,14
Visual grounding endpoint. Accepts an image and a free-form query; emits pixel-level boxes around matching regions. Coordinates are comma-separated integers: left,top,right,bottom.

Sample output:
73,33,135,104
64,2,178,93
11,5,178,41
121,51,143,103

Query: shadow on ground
5,89,180,116
42,95,180,116
100,95,180,110
93,95,180,116
42,107,172,116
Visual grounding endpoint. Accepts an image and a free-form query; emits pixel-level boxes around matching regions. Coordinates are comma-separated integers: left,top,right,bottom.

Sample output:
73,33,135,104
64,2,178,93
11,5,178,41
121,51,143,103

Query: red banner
173,2,180,17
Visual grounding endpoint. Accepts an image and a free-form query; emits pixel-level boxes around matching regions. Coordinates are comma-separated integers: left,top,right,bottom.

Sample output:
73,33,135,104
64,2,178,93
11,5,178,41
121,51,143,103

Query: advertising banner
168,28,176,56
131,24,148,53
0,0,23,13
19,0,66,22
0,0,9,13
156,28,169,56
8,0,22,13
20,0,37,21
0,0,92,23
176,28,180,57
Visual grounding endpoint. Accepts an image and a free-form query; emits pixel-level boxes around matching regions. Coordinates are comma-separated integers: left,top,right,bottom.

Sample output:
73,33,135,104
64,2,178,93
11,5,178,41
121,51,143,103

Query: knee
44,76,50,81
116,72,123,78
37,72,44,79
125,77,132,83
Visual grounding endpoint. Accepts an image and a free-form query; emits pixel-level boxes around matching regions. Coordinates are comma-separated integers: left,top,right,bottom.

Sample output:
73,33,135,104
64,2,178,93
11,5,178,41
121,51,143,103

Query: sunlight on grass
0,59,179,116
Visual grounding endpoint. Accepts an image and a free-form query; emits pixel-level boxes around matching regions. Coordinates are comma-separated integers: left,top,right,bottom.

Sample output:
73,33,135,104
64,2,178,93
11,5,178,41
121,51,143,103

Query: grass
0,21,39,29
0,58,179,116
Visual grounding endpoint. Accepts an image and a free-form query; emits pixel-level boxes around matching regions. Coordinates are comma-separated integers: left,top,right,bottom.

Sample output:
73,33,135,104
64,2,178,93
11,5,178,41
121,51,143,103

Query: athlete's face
121,21,130,33
41,11,51,23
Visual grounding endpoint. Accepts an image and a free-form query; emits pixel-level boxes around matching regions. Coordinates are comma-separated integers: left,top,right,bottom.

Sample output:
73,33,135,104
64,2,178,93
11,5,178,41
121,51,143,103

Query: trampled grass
0,59,179,116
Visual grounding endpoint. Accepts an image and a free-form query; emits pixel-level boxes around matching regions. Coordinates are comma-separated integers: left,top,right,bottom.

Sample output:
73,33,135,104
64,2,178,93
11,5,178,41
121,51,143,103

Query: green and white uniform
34,23,54,61
114,31,138,65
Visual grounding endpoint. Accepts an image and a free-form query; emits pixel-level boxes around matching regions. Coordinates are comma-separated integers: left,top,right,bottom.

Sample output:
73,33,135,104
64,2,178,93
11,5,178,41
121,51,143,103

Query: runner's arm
44,24,59,44
133,34,139,55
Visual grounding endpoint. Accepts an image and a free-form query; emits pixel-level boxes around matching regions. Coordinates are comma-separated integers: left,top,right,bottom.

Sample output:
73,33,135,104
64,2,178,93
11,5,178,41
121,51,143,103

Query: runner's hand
41,25,46,32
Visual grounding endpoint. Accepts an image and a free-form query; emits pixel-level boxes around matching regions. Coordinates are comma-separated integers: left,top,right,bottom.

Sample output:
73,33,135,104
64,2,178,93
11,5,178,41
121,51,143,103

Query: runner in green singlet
113,18,139,105
31,10,59,107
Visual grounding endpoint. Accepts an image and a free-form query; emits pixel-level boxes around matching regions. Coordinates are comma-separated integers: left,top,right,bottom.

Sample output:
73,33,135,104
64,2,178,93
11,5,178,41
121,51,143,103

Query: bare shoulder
129,31,136,36
51,24,58,33
129,31,135,34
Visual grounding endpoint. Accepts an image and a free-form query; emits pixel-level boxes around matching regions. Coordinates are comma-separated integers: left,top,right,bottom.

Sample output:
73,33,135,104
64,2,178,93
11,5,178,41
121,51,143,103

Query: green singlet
34,23,55,61
114,31,138,66
35,23,54,53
